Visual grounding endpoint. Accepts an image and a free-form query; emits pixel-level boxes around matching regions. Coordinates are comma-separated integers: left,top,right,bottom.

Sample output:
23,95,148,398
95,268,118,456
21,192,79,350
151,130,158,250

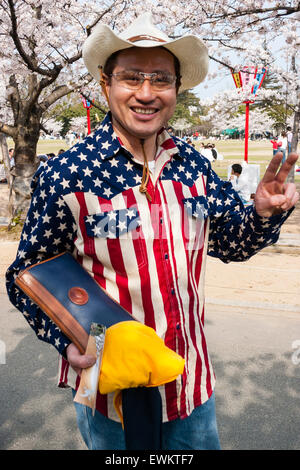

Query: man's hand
66,343,96,376
254,152,299,218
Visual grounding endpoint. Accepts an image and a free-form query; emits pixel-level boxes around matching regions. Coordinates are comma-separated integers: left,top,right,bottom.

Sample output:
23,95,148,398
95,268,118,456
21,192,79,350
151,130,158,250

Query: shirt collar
93,112,181,161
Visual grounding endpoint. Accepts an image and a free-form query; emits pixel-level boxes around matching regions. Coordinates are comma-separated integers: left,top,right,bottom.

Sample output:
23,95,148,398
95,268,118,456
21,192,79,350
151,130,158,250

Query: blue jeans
72,390,221,450
278,148,286,162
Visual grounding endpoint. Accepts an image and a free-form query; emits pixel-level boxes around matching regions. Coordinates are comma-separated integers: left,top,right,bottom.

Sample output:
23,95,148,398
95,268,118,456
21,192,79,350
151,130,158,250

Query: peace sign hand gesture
254,152,299,218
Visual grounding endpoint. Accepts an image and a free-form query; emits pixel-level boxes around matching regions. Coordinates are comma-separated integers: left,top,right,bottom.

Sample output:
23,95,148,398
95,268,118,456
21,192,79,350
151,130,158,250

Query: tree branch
7,74,22,122
39,83,78,112
8,0,62,77
209,55,233,71
85,3,121,36
0,122,17,138
203,4,300,22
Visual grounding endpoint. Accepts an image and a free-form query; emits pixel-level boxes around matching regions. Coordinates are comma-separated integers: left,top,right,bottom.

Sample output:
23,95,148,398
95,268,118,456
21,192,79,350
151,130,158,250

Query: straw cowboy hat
82,12,209,93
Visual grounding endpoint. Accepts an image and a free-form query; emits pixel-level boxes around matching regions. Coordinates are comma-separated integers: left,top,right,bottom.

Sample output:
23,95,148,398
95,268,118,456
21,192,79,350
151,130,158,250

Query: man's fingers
261,152,284,183
66,343,96,372
275,153,299,185
281,183,300,210
71,353,96,369
268,193,287,208
291,191,300,207
261,152,299,186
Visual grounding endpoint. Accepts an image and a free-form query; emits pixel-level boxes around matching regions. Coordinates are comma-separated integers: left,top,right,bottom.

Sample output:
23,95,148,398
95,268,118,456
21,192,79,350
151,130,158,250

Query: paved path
1,292,300,450
1,241,300,450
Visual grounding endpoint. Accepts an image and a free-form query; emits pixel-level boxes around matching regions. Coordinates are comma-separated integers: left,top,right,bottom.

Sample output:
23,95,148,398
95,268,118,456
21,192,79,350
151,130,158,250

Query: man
229,163,251,204
0,160,7,183
8,148,15,169
277,132,288,163
286,126,293,154
6,13,299,450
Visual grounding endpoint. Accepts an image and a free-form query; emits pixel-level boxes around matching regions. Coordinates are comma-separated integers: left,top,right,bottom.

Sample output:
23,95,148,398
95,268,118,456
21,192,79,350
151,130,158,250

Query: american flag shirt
6,112,291,423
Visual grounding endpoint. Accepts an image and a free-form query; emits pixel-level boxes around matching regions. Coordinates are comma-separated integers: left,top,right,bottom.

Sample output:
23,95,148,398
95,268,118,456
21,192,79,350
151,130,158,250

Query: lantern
231,66,267,162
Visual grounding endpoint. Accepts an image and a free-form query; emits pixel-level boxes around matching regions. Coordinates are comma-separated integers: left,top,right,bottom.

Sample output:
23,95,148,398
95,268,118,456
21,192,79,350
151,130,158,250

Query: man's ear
98,67,110,104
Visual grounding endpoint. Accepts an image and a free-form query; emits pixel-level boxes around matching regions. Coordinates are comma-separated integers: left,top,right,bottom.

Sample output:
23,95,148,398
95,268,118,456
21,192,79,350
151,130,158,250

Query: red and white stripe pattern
59,144,215,422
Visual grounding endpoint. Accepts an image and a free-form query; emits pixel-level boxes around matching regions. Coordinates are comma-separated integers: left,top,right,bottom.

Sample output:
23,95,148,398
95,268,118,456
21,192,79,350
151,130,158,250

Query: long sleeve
206,163,292,263
6,162,77,355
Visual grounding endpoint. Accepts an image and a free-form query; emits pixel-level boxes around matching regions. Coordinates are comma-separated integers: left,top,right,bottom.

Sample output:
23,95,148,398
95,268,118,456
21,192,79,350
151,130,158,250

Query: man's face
105,47,177,141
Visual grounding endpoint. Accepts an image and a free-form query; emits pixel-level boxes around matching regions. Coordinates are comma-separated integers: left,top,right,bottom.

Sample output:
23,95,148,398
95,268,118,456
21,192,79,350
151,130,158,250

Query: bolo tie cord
98,66,152,202
139,139,152,202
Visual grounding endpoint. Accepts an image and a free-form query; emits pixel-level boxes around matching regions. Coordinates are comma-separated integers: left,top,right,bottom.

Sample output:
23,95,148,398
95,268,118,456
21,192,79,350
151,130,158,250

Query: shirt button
176,323,180,330
164,253,169,260
171,288,175,295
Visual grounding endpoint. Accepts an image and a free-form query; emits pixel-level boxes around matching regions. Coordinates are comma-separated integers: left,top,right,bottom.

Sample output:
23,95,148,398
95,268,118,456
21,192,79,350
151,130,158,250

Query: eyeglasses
109,70,177,92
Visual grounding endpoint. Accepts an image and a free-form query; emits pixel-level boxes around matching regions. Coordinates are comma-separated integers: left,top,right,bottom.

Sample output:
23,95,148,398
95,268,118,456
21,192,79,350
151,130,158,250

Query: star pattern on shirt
5,112,292,357
84,207,140,238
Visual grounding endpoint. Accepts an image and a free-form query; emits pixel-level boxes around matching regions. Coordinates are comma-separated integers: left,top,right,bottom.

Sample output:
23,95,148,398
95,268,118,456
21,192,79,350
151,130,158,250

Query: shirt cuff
252,205,294,232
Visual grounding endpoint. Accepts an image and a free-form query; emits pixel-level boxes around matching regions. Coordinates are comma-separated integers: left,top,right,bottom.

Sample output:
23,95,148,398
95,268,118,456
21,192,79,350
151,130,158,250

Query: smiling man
103,47,178,150
6,13,299,451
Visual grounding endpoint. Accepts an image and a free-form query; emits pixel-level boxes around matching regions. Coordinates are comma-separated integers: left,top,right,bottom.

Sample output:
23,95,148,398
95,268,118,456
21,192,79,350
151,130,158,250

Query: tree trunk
0,133,11,182
286,96,299,183
0,133,14,219
291,100,299,153
10,118,40,222
286,55,299,183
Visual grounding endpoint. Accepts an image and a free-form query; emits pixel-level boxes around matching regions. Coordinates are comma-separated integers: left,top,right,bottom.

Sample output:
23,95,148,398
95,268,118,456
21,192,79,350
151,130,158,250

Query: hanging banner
232,66,267,101
252,68,267,96
231,71,242,88
81,97,92,109
240,66,257,93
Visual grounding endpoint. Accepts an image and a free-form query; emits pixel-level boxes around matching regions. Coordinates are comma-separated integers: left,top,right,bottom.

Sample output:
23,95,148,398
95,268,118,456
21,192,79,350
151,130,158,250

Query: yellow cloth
99,321,185,394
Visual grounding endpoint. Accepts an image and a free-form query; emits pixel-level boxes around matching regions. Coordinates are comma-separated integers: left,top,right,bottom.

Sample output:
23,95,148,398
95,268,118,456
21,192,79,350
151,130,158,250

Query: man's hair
103,47,182,92
232,163,242,175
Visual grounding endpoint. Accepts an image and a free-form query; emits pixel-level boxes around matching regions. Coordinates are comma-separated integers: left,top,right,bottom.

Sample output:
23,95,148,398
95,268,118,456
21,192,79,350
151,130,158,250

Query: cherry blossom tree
0,0,299,218
69,116,88,136
205,107,276,137
0,0,129,217
41,118,63,137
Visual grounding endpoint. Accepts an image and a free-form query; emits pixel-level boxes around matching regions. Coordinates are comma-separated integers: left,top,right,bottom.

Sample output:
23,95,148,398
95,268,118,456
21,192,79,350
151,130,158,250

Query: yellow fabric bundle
99,321,185,394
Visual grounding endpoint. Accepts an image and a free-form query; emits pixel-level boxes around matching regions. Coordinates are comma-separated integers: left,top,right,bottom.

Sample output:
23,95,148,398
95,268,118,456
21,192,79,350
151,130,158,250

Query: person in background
0,160,7,183
8,148,15,169
229,163,251,204
210,144,217,160
270,136,282,156
186,137,195,148
286,126,293,154
277,132,288,162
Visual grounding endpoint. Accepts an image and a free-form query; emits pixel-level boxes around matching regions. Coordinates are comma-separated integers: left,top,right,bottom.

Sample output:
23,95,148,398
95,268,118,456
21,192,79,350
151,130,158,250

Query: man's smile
131,107,159,115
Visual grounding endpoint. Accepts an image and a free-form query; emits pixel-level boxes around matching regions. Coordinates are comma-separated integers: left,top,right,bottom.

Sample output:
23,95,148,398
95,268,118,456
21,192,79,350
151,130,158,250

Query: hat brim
82,24,209,93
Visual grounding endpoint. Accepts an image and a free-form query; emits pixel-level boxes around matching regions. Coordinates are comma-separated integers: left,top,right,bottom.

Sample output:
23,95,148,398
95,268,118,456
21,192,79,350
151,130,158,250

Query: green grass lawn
7,137,68,157
7,137,300,182
37,139,68,156
195,139,300,181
